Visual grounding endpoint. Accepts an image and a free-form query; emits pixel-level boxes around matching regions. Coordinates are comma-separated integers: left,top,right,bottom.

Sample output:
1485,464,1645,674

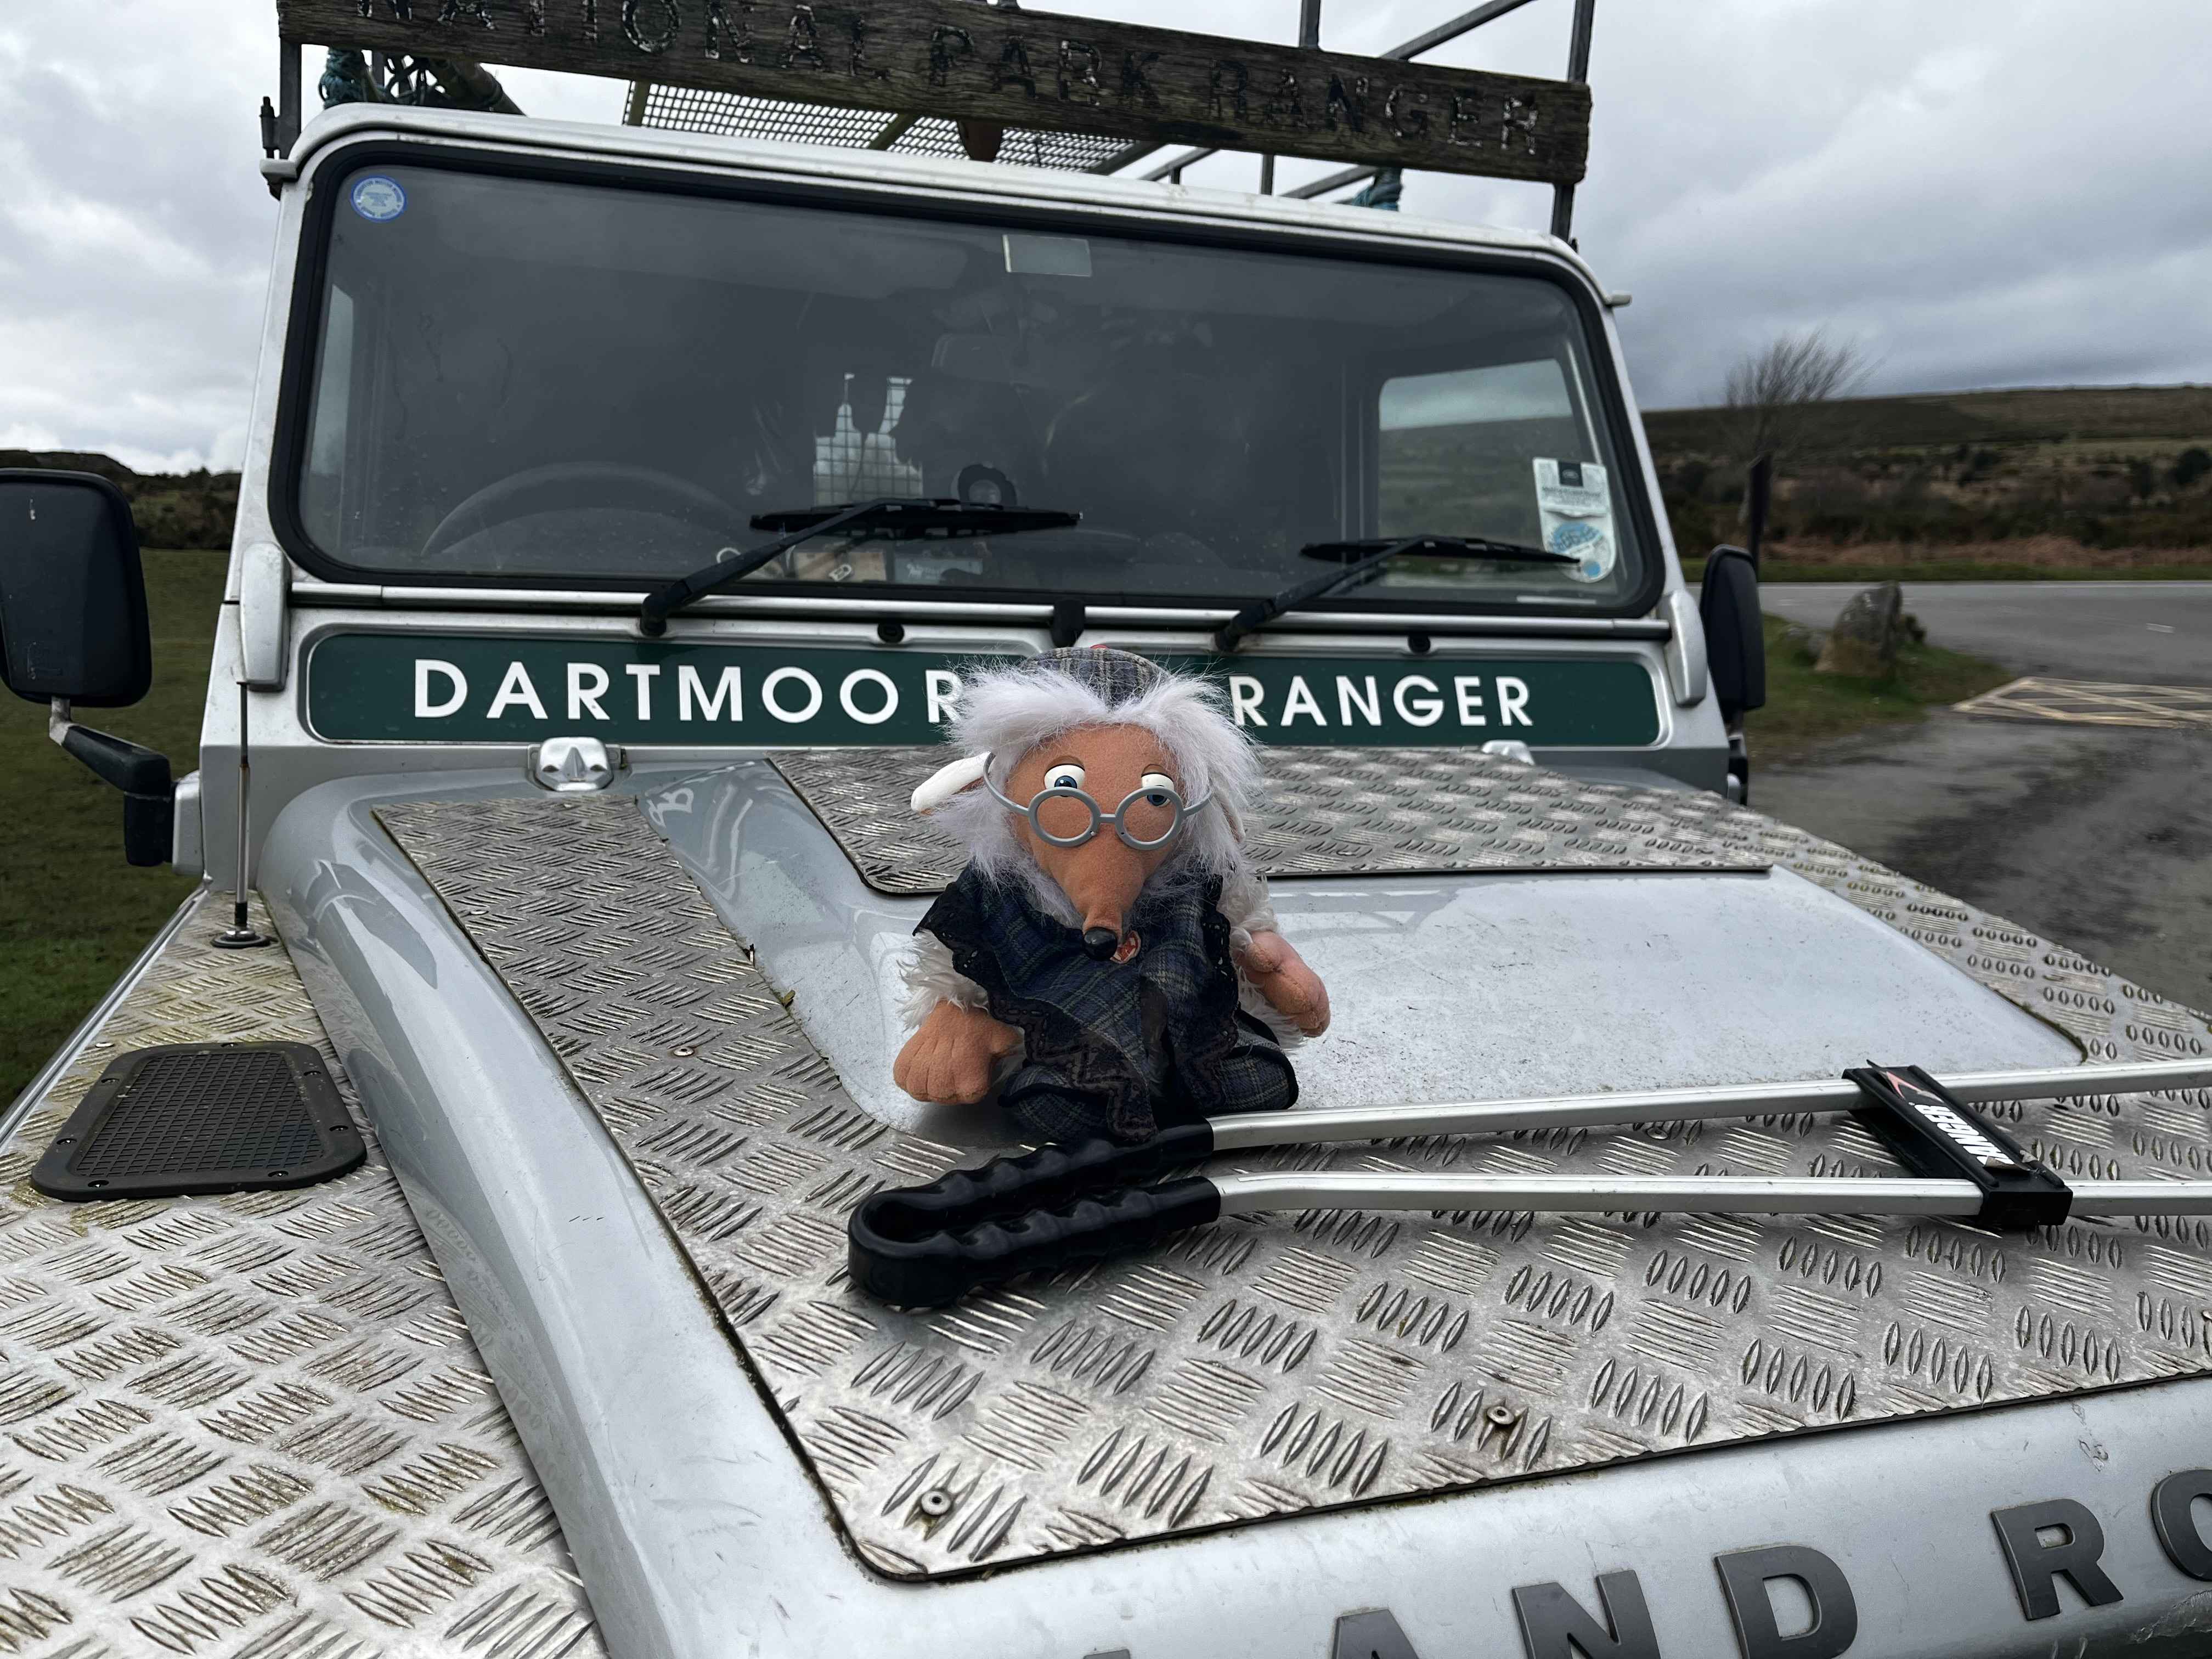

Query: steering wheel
419,462,744,565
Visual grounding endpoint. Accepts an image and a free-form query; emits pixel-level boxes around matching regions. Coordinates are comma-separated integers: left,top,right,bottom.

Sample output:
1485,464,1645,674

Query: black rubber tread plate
30,1040,364,1200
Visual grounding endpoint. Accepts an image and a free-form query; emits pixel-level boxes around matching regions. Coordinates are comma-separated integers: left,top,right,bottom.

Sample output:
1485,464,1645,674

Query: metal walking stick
849,1058,2212,1307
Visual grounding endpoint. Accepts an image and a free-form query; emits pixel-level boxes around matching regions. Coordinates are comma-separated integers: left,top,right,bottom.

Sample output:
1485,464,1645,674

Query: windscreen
294,160,1651,611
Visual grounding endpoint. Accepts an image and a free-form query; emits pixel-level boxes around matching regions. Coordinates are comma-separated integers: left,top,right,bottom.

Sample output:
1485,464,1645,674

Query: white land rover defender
4,6,2212,1657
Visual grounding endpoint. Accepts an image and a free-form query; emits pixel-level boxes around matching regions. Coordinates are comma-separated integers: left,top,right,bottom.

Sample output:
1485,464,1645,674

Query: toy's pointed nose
1081,927,1121,960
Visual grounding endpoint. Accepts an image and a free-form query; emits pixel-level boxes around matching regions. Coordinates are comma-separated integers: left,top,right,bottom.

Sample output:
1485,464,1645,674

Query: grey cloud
1,0,2205,470
1164,0,2212,407
0,6,278,470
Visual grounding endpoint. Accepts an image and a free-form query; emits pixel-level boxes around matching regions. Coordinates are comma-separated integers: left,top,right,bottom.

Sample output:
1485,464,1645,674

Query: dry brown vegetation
2,450,239,551
1649,385,2212,577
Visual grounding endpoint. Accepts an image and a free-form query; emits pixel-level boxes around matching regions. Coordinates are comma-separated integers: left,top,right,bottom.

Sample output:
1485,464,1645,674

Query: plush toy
897,648,1330,1144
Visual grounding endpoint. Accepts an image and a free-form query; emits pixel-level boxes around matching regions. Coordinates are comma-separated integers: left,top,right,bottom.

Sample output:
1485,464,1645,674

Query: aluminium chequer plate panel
376,780,2212,1582
768,744,1779,895
0,890,605,1659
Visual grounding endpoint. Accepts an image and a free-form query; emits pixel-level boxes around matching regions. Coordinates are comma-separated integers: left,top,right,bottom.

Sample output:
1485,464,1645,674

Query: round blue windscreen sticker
1547,517,1611,582
350,176,407,222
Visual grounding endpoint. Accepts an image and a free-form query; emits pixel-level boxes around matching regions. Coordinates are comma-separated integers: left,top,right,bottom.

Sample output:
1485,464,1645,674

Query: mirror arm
49,699,176,867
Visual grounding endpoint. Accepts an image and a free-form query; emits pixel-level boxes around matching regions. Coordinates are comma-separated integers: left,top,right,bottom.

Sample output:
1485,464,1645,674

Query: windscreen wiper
1211,533,1577,652
638,496,1080,636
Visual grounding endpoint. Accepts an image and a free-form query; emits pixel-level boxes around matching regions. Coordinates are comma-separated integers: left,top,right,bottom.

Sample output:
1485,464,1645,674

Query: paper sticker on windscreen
1533,458,1615,583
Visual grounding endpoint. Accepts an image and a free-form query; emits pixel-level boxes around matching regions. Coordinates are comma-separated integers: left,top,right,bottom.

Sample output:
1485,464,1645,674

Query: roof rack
272,0,1597,236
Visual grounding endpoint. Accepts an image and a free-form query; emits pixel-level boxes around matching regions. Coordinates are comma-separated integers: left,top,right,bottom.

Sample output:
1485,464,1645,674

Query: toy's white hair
926,659,1260,885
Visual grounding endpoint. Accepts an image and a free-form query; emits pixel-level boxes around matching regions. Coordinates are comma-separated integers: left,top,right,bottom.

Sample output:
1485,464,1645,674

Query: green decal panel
303,634,1662,748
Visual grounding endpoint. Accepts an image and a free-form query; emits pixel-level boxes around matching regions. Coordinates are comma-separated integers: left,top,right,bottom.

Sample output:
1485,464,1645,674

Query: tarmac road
1758,580,2212,684
1748,580,2212,1015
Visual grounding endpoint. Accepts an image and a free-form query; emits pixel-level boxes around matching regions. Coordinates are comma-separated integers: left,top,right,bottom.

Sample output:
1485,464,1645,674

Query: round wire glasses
984,759,1213,850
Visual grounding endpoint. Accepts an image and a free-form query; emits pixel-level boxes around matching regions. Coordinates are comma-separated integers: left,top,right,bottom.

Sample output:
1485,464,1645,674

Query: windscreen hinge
1662,587,1708,706
238,543,291,691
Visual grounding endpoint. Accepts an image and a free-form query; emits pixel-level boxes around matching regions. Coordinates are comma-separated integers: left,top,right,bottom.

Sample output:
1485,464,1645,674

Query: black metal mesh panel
32,1042,363,1200
631,83,1131,171
72,1050,322,1177
635,83,901,145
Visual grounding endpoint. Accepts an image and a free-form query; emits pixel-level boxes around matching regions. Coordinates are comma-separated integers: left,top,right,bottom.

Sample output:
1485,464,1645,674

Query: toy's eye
1139,771,1176,805
1043,764,1086,792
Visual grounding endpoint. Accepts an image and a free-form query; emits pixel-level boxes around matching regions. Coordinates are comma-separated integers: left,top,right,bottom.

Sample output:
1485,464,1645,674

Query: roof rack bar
1101,0,1559,190
1388,0,1548,63
1257,0,1327,194
867,114,921,151
1290,2,1598,226
1549,0,1598,241
276,37,302,154
1286,0,1575,204
1137,146,1220,182
1283,162,1382,200
306,0,1588,185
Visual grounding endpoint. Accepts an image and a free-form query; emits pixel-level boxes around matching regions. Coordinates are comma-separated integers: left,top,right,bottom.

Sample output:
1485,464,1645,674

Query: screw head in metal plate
529,736,622,793
916,1487,955,1518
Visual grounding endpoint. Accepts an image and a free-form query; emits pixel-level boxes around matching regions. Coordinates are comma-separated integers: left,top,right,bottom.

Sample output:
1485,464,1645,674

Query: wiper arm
1211,534,1578,653
638,496,1080,636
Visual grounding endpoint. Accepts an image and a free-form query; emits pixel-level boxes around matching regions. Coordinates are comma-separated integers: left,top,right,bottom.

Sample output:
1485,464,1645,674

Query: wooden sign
275,0,1589,184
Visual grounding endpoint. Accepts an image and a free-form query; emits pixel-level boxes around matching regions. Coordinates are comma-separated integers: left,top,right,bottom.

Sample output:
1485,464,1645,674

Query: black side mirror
0,469,152,706
0,469,174,866
1700,544,1765,803
1699,544,1767,723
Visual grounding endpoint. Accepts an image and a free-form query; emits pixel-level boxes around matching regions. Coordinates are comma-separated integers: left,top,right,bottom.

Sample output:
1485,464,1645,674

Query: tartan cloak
919,865,1297,1143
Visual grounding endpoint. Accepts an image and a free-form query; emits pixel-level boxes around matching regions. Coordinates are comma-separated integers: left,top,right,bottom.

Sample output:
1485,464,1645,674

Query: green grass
1748,613,2012,764
2,551,226,1108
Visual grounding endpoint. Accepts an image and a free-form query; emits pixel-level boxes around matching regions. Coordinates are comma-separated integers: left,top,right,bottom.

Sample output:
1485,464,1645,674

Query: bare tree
1722,329,1875,465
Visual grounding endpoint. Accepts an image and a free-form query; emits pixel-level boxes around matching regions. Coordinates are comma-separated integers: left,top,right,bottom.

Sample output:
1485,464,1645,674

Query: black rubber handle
849,1177,1222,1307
856,1122,1215,1242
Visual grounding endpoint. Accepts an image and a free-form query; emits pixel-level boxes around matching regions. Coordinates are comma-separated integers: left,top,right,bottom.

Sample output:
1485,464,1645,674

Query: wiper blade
639,496,1080,636
1300,535,1578,567
748,500,1080,537
1211,533,1578,653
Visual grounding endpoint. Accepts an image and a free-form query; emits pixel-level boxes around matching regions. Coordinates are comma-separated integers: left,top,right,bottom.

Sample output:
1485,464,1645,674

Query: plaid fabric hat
1027,646,1165,707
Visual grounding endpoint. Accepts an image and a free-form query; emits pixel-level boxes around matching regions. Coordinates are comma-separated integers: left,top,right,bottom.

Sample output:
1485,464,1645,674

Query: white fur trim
911,752,990,814
1239,977,1307,1046
900,933,991,1026
899,934,1029,1086
1218,864,1279,951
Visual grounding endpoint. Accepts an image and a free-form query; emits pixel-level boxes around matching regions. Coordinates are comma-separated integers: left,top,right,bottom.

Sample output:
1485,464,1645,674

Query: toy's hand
894,1001,1023,1105
1237,930,1331,1036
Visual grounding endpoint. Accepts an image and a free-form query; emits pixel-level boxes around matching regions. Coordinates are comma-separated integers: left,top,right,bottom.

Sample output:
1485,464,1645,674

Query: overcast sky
2,0,2207,473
